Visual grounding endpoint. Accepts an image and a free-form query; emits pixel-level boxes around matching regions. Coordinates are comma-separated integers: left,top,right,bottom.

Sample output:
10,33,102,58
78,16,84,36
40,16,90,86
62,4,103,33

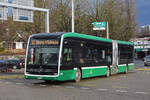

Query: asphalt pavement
0,60,150,100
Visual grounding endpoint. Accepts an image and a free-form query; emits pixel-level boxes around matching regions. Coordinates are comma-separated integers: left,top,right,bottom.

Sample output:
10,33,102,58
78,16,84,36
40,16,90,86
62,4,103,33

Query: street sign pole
107,21,109,39
72,0,75,33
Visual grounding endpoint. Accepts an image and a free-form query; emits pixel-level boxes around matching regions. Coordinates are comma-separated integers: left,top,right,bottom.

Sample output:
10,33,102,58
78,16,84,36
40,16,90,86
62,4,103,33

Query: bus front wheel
75,68,82,82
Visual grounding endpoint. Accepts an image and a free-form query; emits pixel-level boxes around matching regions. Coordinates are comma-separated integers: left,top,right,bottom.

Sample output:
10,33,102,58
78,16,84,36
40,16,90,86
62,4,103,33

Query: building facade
140,25,150,36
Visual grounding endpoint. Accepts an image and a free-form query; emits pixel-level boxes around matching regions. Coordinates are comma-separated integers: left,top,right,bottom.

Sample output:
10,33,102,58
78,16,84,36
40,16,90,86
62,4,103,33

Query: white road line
116,90,128,93
16,83,24,85
96,89,108,91
52,85,61,88
135,92,148,95
80,87,90,90
40,84,47,87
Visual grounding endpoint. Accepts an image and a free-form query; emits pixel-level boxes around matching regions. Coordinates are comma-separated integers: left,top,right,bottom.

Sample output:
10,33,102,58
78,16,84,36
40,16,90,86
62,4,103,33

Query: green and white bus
25,32,134,82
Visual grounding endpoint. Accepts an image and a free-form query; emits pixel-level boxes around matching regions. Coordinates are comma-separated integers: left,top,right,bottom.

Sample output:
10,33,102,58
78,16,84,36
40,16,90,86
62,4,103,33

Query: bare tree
0,0,137,43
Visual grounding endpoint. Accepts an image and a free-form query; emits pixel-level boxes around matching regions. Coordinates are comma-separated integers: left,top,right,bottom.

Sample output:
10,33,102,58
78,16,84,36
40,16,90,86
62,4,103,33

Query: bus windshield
27,38,60,66
27,47,59,66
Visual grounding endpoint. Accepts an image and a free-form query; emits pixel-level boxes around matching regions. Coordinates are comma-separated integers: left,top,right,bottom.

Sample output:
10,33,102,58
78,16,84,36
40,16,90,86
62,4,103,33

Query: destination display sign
31,40,59,45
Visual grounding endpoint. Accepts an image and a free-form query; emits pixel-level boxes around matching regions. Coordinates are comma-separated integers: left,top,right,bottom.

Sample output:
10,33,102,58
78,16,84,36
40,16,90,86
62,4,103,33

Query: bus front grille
26,65,58,75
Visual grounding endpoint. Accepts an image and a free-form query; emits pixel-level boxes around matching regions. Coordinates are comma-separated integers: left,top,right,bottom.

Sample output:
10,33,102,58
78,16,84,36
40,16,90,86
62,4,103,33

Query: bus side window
107,56,111,63
102,50,105,59
62,48,72,64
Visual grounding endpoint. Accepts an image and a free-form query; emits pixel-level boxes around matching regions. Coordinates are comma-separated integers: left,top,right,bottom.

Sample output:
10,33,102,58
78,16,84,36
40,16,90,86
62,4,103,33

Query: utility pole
72,0,75,33
107,21,109,39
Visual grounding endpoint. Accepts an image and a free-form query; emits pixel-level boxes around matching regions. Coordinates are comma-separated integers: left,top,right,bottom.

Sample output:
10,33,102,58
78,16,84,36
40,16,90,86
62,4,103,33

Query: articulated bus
25,32,134,82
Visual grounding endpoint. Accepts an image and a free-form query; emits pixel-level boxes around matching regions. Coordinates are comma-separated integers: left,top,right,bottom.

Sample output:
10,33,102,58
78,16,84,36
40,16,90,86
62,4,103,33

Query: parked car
0,60,7,72
144,55,150,66
6,59,24,69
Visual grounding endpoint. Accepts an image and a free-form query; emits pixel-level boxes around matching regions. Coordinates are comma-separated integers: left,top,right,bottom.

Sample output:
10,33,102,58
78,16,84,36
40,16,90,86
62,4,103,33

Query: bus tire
106,67,110,77
75,68,82,82
125,65,128,74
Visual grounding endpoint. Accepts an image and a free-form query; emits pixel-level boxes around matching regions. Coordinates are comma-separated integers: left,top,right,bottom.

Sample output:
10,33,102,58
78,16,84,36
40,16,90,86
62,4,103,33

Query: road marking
135,68,150,71
79,84,96,87
96,89,108,91
135,92,148,95
40,84,47,87
112,86,129,89
80,87,90,90
16,83,24,85
52,85,61,88
116,90,128,93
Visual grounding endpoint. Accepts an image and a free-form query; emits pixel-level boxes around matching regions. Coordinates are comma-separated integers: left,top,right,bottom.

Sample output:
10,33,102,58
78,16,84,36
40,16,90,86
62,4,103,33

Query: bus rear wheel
75,68,82,82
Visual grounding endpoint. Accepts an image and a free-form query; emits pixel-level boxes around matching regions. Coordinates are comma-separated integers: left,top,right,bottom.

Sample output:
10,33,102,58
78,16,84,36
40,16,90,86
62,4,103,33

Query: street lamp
107,21,109,39
72,0,74,33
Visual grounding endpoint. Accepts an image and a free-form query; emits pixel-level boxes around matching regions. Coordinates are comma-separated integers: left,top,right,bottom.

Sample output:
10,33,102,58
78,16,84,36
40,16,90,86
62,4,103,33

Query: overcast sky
136,0,150,26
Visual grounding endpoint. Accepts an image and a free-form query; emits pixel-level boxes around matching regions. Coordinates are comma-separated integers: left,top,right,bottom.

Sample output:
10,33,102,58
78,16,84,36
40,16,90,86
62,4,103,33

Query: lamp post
107,21,109,39
72,0,75,33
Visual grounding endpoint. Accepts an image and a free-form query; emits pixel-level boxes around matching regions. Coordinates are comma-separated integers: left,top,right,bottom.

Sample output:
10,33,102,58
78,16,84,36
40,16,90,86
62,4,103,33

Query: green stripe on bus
118,65,126,73
63,32,133,45
63,32,112,43
25,64,134,81
82,67,107,78
117,40,133,45
128,63,135,71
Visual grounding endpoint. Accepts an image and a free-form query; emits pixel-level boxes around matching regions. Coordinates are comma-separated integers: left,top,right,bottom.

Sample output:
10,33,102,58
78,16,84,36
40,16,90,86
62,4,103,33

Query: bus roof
30,32,64,38
63,32,133,46
30,32,133,46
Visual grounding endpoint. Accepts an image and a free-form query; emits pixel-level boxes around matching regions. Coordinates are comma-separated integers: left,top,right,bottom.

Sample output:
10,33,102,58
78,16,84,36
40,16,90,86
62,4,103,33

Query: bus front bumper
25,69,76,81
25,75,58,80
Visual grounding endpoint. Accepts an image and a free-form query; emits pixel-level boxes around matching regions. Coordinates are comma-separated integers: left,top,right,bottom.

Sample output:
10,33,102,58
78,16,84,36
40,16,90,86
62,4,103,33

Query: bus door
112,40,118,74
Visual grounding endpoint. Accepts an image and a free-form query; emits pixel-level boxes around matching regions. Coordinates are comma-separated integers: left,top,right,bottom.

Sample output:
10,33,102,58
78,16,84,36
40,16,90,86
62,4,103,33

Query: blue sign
19,16,29,20
8,7,13,16
8,0,13,3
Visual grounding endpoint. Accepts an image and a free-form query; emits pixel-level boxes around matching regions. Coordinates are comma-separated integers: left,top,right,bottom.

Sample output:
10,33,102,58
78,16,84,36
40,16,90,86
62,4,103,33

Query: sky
136,0,150,26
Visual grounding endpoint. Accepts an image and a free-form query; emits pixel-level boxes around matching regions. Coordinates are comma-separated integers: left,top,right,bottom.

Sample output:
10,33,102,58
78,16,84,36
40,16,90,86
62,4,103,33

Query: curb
135,68,150,71
0,75,24,79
